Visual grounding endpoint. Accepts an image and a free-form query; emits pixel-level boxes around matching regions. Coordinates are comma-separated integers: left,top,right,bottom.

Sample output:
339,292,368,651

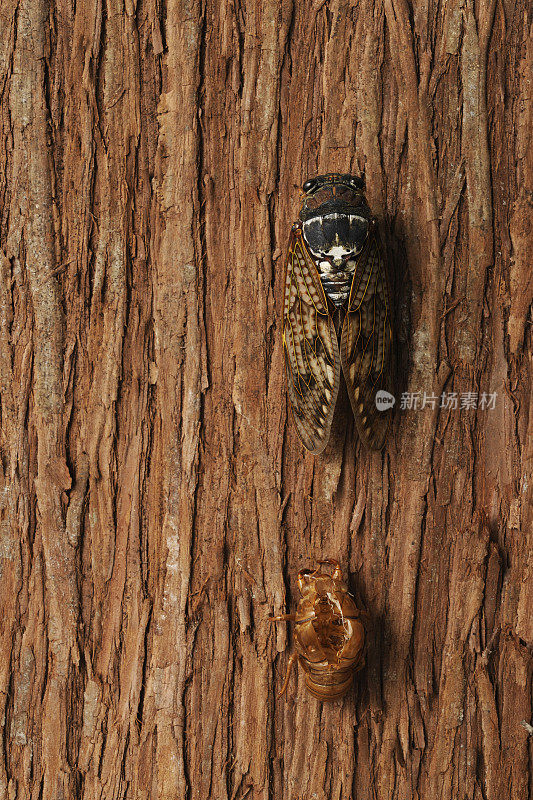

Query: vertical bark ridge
8,0,78,796
140,0,205,797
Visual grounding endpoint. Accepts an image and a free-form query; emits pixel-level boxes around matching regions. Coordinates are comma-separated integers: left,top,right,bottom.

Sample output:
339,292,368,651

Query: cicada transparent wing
283,226,340,454
340,227,393,449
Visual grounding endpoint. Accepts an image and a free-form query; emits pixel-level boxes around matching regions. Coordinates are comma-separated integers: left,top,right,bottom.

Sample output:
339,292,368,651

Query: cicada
271,559,365,701
283,173,393,454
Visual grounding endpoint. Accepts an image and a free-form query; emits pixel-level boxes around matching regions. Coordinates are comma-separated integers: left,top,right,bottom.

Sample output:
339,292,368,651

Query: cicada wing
340,228,393,450
283,227,340,454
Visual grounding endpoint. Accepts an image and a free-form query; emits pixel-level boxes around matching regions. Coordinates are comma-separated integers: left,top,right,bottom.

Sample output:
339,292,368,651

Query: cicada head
299,174,371,265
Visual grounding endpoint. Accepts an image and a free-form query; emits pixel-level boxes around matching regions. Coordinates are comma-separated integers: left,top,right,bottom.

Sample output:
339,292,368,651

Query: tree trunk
0,0,531,798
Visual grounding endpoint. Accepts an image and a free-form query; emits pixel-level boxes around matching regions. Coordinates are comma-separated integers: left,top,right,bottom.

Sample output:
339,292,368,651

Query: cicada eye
302,178,318,193
350,176,365,190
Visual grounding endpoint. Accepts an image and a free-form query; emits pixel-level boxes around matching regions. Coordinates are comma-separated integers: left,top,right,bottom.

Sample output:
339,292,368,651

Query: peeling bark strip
0,1,531,799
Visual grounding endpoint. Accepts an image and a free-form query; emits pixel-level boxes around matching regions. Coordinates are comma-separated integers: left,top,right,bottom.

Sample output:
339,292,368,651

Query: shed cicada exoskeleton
271,559,366,701
283,173,393,453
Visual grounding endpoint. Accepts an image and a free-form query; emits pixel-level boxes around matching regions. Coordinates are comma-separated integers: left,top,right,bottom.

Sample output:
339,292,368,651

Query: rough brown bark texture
0,0,531,798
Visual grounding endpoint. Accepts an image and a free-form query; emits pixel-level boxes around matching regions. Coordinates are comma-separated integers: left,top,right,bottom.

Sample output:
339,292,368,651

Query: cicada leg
297,569,314,592
270,613,297,622
277,652,299,699
317,558,342,580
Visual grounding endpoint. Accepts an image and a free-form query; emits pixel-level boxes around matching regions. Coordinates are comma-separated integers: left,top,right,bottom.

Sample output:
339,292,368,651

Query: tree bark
0,0,531,799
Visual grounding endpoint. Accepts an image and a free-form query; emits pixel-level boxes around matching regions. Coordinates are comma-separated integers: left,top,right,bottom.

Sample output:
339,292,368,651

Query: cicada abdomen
283,173,394,454
271,559,365,701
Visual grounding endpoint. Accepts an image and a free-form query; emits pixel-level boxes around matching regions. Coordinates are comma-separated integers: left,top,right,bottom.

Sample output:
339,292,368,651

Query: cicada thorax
271,560,366,701
299,181,371,309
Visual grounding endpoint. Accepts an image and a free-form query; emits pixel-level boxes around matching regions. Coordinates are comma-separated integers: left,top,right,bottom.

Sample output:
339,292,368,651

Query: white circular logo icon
375,390,396,411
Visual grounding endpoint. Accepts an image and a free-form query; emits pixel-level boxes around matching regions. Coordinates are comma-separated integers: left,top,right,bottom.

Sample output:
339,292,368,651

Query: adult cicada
283,173,393,453
271,559,366,701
